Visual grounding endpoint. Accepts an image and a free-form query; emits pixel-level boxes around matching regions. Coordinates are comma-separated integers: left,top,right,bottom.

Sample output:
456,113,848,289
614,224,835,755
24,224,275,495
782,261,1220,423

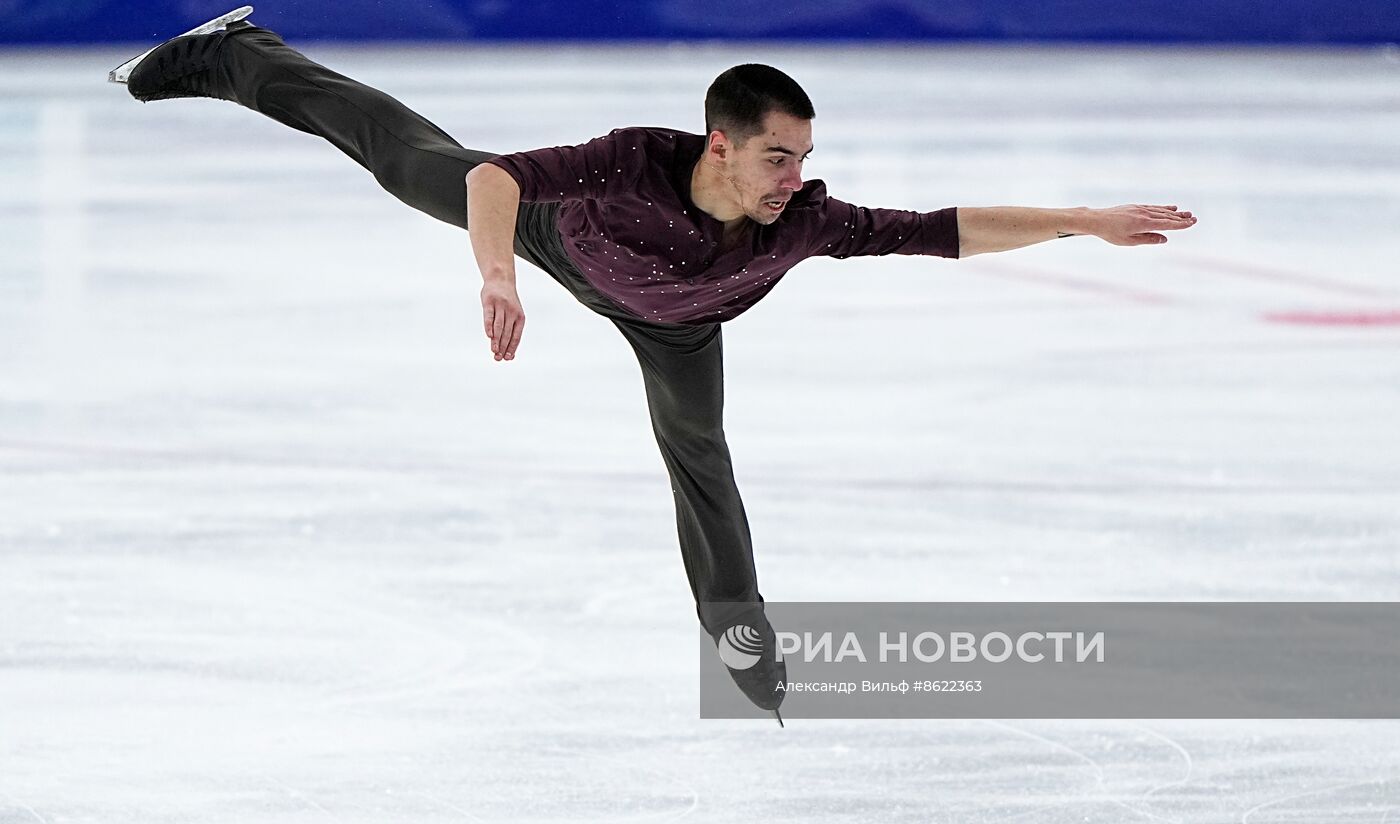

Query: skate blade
773,708,784,728
108,5,255,84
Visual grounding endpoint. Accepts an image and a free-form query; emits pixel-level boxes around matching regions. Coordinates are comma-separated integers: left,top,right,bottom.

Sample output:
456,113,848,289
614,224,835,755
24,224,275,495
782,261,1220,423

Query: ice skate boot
108,6,255,100
715,619,788,717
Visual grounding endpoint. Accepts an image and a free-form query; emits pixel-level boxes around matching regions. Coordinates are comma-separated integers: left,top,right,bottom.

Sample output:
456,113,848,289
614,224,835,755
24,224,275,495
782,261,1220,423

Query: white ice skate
108,6,255,84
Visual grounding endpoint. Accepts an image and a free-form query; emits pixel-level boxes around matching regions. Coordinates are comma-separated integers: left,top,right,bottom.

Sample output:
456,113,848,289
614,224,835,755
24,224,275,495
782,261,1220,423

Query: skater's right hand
465,165,527,362
481,281,525,361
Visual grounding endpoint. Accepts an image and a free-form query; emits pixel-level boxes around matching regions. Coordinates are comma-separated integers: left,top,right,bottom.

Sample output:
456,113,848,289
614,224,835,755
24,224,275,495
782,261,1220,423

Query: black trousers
204,27,766,634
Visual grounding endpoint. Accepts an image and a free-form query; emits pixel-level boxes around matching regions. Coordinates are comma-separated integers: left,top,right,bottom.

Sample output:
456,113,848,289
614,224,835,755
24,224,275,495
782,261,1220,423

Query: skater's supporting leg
613,319,786,710
612,321,764,633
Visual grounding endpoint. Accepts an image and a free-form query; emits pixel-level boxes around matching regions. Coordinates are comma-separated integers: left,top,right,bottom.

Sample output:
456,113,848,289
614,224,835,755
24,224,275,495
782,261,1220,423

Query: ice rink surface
1,39,1398,822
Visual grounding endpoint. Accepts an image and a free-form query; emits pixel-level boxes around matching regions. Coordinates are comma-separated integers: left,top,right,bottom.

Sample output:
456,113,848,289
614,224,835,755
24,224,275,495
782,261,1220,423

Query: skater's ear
705,130,734,161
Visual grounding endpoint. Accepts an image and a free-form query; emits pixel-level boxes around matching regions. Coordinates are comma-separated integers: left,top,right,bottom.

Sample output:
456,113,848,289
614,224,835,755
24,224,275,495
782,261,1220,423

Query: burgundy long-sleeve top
486,126,959,325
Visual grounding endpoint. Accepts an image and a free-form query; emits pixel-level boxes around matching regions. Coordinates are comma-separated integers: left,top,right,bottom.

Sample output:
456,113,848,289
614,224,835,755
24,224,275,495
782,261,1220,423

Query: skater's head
705,64,814,149
700,64,815,225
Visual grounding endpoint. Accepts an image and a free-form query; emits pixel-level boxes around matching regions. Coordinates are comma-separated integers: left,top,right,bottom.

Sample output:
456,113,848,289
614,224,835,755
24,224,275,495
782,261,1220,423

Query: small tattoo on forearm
1057,232,1078,239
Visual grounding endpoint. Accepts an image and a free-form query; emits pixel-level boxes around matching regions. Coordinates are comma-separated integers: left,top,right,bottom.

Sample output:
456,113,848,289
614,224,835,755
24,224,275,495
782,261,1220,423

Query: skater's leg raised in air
114,8,493,230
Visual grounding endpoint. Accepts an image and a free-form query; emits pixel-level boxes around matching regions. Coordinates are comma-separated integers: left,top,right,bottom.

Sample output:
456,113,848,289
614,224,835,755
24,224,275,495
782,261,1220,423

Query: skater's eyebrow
764,144,814,159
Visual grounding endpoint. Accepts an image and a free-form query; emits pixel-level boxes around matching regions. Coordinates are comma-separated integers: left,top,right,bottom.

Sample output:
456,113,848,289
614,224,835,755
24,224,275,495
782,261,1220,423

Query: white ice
1,41,1399,823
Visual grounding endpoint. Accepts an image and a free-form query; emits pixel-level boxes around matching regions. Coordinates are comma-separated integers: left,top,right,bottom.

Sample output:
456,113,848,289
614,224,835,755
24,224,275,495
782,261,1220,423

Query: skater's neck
689,158,751,233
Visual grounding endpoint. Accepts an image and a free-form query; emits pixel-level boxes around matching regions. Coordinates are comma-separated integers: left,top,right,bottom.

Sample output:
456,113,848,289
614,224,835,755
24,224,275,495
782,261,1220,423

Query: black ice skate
714,619,787,723
108,6,256,100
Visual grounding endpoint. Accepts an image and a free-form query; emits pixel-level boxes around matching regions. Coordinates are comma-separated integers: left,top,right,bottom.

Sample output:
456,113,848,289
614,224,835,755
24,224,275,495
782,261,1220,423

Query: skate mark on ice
133,564,542,710
983,720,1182,823
1239,778,1395,824
409,789,492,822
1133,723,1195,799
297,585,547,708
307,591,546,708
980,719,1107,823
538,742,700,823
252,770,348,823
0,791,48,824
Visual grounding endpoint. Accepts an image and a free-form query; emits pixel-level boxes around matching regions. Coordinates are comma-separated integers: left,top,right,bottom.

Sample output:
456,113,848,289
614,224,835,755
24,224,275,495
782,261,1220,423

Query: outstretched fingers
1099,203,1197,246
1143,204,1195,221
1142,207,1197,236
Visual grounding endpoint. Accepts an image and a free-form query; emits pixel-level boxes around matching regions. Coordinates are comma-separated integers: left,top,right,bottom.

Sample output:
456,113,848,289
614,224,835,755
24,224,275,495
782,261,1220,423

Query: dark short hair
704,64,815,147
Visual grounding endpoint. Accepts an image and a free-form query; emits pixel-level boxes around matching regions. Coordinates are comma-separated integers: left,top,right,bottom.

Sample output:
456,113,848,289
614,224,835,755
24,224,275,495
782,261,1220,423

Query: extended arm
957,204,1197,258
465,163,525,362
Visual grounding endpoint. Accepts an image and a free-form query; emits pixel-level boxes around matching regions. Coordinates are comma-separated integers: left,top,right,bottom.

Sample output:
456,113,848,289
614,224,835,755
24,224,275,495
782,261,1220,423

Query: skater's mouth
763,199,787,213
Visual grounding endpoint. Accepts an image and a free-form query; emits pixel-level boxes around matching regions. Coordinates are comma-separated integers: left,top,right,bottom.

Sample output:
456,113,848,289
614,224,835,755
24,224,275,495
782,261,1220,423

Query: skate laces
132,32,226,100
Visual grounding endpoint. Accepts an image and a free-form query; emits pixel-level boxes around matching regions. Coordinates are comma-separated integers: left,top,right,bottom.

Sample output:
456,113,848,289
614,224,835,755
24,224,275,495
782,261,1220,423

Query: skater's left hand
1090,204,1197,246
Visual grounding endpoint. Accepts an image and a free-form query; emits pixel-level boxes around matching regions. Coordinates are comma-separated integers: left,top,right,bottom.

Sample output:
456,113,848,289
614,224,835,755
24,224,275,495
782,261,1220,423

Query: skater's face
709,110,812,225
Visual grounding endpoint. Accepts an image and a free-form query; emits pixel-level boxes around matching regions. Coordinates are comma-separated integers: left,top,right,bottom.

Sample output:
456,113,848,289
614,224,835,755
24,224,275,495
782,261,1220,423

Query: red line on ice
1263,309,1400,327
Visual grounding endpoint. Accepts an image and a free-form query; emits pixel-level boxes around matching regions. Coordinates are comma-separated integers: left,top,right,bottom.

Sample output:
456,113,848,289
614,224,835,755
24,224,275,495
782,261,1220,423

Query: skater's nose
779,167,802,193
